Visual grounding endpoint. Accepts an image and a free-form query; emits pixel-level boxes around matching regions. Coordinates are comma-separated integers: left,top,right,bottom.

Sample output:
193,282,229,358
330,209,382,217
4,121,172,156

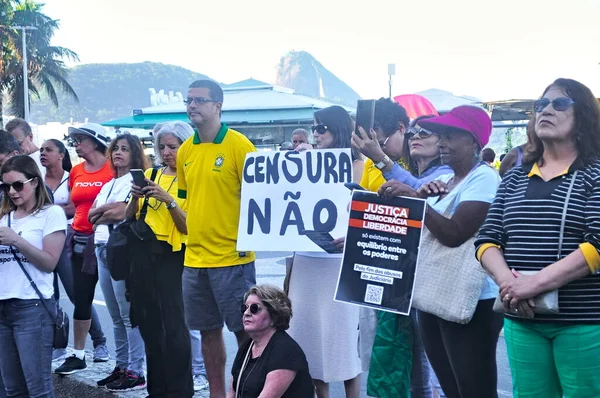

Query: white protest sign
237,149,353,252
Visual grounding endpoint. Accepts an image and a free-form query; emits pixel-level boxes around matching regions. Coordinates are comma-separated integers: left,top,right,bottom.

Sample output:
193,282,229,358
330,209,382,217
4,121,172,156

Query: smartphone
355,99,376,135
303,230,343,254
344,182,366,191
130,169,147,188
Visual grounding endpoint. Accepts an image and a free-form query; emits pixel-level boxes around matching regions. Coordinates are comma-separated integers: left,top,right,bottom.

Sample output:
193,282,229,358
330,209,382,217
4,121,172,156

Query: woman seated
229,285,314,398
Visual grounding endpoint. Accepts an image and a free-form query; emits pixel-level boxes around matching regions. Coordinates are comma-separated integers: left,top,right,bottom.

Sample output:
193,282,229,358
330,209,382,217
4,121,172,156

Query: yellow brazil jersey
137,167,187,252
360,158,388,192
177,123,257,268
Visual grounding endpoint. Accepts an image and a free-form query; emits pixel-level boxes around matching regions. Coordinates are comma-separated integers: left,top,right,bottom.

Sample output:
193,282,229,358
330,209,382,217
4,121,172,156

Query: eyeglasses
240,303,264,315
183,97,218,106
71,136,89,146
407,127,436,140
311,124,328,134
533,97,575,113
0,178,34,194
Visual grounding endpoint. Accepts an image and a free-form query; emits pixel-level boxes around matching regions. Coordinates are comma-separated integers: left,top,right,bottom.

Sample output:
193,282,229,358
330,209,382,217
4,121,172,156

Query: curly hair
244,285,292,331
374,98,410,136
524,78,600,166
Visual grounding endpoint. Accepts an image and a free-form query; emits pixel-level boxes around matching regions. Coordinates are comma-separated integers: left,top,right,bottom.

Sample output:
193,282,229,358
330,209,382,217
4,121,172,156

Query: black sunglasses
240,303,264,315
183,97,218,106
533,97,575,113
311,124,328,134
407,127,436,140
0,178,34,194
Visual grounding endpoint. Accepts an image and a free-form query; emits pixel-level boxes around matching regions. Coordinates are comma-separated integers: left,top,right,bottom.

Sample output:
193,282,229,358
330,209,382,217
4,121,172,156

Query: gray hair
152,121,194,164
292,128,309,139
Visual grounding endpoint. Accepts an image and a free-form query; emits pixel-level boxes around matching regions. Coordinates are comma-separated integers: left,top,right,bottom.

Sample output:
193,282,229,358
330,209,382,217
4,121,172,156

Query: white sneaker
193,374,209,391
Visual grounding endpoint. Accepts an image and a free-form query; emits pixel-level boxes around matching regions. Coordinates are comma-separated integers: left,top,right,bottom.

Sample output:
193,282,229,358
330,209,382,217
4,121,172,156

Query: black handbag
8,215,69,349
106,167,158,281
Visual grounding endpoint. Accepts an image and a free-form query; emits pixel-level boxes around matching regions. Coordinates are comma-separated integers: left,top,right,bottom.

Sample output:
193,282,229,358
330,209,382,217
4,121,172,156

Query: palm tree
0,0,78,126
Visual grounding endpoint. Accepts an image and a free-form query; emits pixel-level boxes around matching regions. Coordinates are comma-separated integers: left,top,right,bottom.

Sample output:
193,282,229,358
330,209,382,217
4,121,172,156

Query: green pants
504,318,600,398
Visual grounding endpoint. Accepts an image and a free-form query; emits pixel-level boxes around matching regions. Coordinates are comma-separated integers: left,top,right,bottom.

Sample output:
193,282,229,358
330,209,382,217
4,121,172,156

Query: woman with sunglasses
288,105,363,398
55,123,112,376
89,134,149,392
379,105,503,398
229,285,314,398
0,155,67,397
125,121,198,397
352,102,440,398
477,78,600,397
353,111,452,192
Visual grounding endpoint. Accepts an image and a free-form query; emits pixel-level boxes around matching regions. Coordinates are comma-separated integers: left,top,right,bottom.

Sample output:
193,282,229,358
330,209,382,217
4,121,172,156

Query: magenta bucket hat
418,105,492,147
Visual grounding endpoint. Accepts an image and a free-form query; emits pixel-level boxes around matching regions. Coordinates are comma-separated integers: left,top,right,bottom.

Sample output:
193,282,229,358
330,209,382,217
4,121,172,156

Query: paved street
55,251,513,397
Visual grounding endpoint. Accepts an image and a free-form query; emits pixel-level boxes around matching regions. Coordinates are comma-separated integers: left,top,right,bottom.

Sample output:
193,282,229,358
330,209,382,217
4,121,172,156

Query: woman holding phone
289,105,363,398
125,121,197,397
89,134,150,392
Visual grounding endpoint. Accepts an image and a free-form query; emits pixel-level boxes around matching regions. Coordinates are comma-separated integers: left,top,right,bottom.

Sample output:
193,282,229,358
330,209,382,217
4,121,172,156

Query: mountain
275,51,361,106
28,62,209,124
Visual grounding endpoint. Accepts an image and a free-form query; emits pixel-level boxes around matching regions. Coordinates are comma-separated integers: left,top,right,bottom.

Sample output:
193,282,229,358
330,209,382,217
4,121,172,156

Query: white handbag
412,176,488,324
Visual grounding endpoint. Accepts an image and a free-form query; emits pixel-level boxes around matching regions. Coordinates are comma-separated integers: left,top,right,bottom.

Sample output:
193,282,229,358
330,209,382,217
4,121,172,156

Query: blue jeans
0,299,55,397
190,330,206,377
96,245,145,375
54,244,106,347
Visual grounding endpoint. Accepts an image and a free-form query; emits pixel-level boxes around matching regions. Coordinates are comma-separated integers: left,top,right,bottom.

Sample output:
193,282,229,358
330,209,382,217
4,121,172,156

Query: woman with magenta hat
379,105,503,397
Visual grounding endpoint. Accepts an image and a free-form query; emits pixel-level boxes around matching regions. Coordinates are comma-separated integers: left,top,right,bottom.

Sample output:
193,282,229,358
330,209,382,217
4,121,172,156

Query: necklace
148,167,177,210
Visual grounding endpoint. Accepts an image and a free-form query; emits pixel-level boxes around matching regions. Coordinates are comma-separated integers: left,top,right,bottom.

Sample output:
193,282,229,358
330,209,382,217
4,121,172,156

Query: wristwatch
166,200,177,210
374,155,391,170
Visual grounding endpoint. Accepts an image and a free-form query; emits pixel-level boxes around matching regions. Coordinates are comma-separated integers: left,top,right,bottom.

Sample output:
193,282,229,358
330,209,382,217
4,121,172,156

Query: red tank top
69,161,114,234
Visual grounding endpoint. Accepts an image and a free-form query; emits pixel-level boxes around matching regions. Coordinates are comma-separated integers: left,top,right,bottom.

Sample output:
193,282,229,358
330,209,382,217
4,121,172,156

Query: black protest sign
334,190,426,315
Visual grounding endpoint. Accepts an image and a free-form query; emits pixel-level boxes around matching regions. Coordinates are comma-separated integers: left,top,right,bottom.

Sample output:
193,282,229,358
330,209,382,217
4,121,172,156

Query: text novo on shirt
74,181,105,187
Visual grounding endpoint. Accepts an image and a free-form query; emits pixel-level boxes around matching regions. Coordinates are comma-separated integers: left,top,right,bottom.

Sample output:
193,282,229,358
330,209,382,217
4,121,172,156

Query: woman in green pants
476,78,600,397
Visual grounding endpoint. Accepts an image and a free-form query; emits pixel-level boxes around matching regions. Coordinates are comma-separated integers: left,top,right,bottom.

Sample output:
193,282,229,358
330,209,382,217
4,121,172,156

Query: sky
41,0,600,102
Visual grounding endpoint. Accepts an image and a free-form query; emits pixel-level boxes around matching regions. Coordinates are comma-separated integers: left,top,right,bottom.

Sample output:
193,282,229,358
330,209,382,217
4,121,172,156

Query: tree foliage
0,0,78,125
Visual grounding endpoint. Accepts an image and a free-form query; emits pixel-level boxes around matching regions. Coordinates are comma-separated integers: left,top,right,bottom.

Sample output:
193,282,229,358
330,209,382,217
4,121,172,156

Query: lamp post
12,25,37,122
388,63,396,99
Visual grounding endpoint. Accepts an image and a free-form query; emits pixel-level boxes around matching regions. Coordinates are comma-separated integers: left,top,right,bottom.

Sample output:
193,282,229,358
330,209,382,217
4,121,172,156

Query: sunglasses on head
240,303,264,315
533,97,575,113
311,124,328,134
183,96,218,106
407,127,435,140
0,178,34,194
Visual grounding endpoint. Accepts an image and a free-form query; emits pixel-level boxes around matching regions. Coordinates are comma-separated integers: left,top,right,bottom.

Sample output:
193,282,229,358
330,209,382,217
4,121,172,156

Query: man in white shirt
5,118,43,173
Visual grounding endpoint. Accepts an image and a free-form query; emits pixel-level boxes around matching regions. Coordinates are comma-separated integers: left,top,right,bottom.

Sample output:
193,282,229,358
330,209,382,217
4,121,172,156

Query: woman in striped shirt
476,78,600,397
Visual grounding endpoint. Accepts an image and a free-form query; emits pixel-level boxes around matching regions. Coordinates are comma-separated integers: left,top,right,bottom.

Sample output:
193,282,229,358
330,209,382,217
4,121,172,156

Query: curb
52,350,210,397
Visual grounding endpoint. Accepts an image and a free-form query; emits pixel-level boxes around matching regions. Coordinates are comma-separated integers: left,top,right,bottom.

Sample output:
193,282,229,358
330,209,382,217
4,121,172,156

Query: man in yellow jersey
177,79,257,398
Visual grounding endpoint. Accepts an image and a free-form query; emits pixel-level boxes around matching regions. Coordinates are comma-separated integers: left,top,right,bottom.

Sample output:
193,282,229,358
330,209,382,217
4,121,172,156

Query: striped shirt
475,158,600,323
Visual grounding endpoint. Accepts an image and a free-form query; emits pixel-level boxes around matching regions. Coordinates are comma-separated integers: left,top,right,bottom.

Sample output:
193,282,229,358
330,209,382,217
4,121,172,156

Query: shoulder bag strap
235,341,254,398
557,170,578,259
139,167,159,221
7,214,59,326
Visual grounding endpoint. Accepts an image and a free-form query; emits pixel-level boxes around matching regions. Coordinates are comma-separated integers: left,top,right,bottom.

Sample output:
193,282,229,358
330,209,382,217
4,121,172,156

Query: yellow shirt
177,123,257,268
138,167,187,252
360,158,388,192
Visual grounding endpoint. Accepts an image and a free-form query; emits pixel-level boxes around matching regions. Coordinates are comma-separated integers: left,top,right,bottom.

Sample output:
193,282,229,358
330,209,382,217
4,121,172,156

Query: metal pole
12,26,36,122
387,64,396,100
21,28,28,122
